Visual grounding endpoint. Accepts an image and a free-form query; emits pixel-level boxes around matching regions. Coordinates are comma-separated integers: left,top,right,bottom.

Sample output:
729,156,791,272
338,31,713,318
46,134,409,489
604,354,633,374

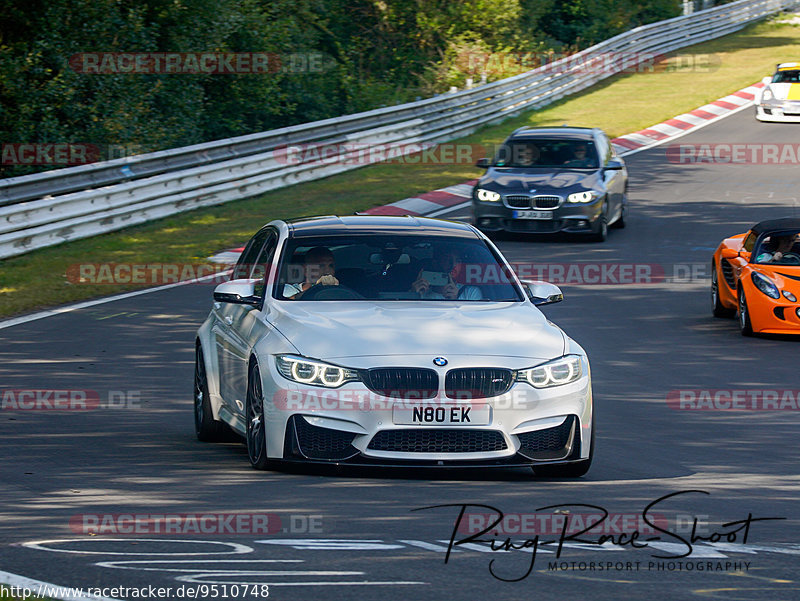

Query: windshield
493,138,599,169
753,230,800,266
773,69,800,83
274,234,523,301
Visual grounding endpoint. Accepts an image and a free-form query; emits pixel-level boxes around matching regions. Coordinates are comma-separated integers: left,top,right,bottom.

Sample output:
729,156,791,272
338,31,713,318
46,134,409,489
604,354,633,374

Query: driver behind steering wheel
757,233,800,264
284,247,339,299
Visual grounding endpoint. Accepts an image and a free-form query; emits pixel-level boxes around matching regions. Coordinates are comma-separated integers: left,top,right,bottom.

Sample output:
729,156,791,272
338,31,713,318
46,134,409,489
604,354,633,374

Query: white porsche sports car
756,62,800,122
194,215,593,477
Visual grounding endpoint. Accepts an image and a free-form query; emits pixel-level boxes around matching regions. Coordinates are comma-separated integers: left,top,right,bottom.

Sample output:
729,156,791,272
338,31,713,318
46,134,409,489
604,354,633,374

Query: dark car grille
517,415,576,460
445,368,513,399
532,195,560,209
288,416,359,461
720,259,736,289
504,219,562,233
505,195,530,209
368,429,507,453
362,368,438,400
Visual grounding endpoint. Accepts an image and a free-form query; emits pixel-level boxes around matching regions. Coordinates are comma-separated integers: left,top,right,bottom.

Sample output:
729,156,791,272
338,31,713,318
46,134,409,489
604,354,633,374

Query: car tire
532,417,594,478
711,263,735,318
194,344,224,442
738,288,754,336
246,361,271,470
589,203,608,242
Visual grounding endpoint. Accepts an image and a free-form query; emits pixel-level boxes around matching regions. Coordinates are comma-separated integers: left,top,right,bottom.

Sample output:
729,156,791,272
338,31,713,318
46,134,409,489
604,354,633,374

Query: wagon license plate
392,404,491,425
512,210,553,220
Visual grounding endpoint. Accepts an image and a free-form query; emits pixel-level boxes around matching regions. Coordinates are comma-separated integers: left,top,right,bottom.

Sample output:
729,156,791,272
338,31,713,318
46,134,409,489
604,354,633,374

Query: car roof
284,215,480,239
751,217,800,236
777,62,800,70
507,126,596,141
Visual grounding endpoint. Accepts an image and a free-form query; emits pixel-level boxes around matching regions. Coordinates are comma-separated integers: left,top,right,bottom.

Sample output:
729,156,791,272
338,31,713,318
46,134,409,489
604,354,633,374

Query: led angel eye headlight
276,355,359,388
517,355,583,388
476,188,501,202
567,191,598,203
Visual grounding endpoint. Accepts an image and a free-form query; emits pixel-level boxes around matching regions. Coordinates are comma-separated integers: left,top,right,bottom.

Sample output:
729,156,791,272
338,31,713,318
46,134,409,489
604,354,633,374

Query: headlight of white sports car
476,188,501,202
762,87,774,102
276,355,360,388
517,355,583,388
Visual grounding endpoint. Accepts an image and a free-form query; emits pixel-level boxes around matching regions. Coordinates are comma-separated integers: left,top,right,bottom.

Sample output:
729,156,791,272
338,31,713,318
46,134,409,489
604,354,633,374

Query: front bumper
472,196,602,234
755,102,800,123
263,357,593,466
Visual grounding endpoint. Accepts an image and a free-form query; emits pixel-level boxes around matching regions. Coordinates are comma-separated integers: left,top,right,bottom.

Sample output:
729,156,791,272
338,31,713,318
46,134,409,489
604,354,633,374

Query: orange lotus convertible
711,218,800,336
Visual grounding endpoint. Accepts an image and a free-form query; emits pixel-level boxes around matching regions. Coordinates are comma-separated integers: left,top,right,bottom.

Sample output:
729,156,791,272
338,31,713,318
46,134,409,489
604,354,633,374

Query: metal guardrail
0,0,796,259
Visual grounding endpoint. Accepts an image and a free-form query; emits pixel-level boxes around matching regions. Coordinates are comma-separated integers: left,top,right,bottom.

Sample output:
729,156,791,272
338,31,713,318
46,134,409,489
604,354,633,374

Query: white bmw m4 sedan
194,215,593,477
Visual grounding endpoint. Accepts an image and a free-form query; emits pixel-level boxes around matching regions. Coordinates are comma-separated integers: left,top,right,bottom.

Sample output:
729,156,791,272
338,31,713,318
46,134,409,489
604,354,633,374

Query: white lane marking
398,540,461,553
0,270,228,332
645,542,728,558
673,113,709,126
427,201,470,218
96,559,303,572
256,539,405,550
174,573,426,586
646,122,686,136
22,538,253,556
441,183,475,198
0,569,121,601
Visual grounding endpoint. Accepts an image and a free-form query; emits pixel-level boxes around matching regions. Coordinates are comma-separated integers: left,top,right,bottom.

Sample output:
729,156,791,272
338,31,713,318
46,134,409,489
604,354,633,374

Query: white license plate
512,210,553,220
392,404,491,425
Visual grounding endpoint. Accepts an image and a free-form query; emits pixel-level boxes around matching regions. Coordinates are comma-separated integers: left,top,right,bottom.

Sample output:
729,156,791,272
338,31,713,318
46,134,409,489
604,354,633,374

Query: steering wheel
298,283,363,300
780,252,800,265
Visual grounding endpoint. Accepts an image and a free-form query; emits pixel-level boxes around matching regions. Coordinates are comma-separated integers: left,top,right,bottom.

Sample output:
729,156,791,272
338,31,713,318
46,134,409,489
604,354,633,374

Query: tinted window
773,69,800,83
234,228,271,279
494,138,598,169
753,230,800,265
274,234,523,302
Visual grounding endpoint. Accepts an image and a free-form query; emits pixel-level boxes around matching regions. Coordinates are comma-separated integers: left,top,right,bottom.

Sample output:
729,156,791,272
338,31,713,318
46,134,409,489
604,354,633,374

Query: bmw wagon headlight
476,188,501,202
517,355,583,388
276,355,360,388
567,191,599,203
751,272,780,299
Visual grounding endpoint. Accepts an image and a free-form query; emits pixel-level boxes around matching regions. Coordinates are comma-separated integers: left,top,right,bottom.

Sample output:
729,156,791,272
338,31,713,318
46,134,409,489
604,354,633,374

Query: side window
252,232,278,298
233,229,270,280
743,232,756,253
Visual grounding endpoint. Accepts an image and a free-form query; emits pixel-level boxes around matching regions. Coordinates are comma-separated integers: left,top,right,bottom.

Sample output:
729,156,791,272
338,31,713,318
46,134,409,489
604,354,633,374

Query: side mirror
475,157,490,168
214,279,261,306
605,158,624,170
762,76,772,85
720,248,739,260
522,280,564,306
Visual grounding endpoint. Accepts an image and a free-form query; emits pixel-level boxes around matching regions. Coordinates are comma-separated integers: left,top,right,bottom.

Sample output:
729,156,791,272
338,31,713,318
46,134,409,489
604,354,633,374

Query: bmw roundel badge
433,356,448,367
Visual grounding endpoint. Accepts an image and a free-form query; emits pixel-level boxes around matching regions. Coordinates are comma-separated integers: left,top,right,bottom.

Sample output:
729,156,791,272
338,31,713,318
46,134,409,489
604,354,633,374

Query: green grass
2,15,799,318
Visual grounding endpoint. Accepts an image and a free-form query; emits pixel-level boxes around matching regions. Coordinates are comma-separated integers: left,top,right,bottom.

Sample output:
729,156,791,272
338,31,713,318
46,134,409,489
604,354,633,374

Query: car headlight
567,191,599,203
751,272,780,299
476,188,501,202
276,355,360,388
783,290,797,302
762,87,774,102
516,355,583,388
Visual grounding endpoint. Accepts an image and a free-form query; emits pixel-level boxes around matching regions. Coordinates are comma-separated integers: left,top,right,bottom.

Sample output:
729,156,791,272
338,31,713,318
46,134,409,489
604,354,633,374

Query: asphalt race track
2,108,800,601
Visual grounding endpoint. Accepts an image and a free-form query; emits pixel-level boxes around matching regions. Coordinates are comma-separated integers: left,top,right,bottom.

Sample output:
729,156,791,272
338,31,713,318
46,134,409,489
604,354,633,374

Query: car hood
764,82,800,101
268,301,566,362
478,168,602,194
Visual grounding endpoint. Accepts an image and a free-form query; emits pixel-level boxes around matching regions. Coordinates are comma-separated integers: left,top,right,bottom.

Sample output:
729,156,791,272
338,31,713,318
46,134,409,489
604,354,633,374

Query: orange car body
712,218,800,335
